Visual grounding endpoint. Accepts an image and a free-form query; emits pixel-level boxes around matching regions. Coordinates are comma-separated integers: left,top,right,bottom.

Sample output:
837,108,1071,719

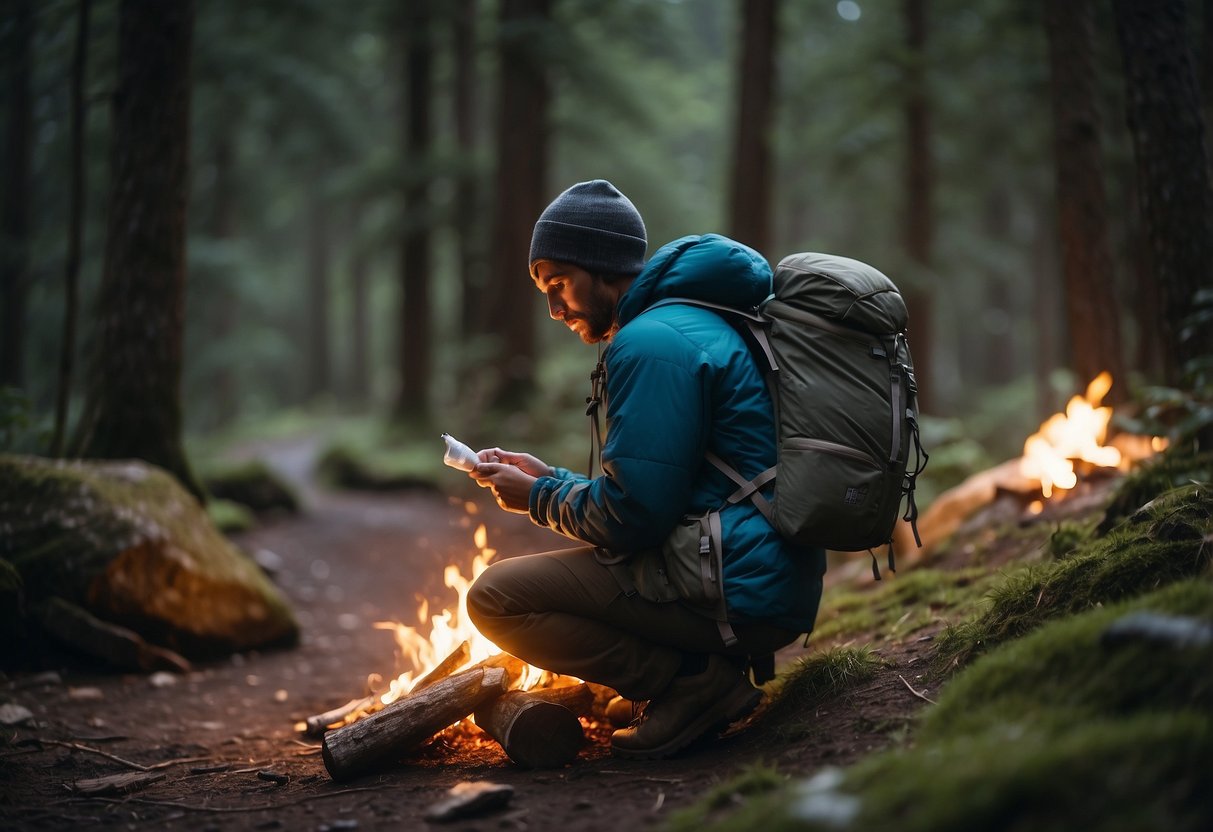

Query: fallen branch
77,786,382,814
411,640,472,692
322,665,509,782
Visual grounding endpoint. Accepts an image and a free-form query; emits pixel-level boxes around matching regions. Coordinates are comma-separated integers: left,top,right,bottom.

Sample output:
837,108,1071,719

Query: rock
0,455,298,661
1101,611,1213,649
71,770,166,796
0,702,34,726
423,781,515,823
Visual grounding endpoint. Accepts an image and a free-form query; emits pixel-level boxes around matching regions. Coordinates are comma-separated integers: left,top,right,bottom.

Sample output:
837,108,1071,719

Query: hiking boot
610,655,762,759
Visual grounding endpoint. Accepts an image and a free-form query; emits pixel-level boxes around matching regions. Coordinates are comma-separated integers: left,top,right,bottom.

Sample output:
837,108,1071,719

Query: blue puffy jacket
528,234,826,633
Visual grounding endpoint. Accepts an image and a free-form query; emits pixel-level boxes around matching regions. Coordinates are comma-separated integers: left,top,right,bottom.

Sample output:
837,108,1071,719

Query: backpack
649,251,928,579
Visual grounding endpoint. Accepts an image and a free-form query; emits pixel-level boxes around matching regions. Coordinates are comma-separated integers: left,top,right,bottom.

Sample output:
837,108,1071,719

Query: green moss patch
683,578,1213,832
759,647,883,740
813,567,1001,645
315,443,441,492
937,483,1212,669
923,579,1213,740
201,459,300,515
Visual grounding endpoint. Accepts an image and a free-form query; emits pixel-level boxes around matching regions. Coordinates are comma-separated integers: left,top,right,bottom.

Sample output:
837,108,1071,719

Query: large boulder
0,454,298,661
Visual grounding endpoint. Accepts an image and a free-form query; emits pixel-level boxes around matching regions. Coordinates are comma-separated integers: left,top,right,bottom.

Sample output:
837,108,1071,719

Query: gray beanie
528,180,647,278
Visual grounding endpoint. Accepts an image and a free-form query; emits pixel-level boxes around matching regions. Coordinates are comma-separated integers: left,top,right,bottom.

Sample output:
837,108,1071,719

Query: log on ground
473,685,589,769
322,665,508,782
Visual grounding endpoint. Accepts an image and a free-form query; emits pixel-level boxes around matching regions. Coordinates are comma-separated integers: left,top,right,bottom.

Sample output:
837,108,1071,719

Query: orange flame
1019,372,1165,498
370,521,543,710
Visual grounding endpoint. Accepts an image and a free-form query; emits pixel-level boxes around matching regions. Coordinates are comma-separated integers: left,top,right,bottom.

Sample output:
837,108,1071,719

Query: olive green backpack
652,251,928,578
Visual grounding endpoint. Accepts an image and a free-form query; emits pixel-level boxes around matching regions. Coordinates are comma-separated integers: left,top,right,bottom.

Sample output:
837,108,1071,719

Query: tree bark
1043,0,1127,403
395,0,435,423
1113,0,1213,386
901,0,935,414
209,121,239,426
321,665,508,782
52,0,92,455
485,0,550,411
0,0,33,390
70,0,202,501
728,0,777,255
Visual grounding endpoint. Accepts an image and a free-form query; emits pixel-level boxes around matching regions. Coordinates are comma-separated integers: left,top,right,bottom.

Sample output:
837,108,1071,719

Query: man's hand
475,448,554,479
469,448,552,514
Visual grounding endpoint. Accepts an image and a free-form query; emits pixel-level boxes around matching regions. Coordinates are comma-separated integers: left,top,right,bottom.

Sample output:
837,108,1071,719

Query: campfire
909,372,1167,556
302,508,602,780
1019,372,1166,509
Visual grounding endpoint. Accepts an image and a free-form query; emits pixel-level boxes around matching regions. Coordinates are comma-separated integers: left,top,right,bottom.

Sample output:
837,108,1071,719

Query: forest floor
0,437,1062,831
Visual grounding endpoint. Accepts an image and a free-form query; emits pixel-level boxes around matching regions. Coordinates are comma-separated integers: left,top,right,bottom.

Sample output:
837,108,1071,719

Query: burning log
322,665,509,782
411,640,472,691
473,684,592,769
303,640,473,737
303,695,376,737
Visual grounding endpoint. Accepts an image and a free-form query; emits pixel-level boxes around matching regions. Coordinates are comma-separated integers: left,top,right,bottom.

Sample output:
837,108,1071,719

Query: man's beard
568,283,619,344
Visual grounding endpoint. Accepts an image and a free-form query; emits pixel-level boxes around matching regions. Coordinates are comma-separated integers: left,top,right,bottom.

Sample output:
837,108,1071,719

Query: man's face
532,261,620,344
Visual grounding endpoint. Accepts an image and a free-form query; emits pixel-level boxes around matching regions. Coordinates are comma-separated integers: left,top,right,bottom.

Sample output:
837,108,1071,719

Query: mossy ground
669,456,1213,832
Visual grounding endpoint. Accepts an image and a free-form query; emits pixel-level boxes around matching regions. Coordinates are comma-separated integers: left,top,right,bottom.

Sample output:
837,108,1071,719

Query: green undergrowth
812,566,1002,645
206,498,256,533
935,483,1213,670
673,578,1213,832
759,647,884,741
666,763,788,832
200,459,300,516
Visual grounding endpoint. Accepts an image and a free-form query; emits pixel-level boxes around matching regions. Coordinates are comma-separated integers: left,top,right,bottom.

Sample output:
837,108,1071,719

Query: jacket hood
616,234,773,326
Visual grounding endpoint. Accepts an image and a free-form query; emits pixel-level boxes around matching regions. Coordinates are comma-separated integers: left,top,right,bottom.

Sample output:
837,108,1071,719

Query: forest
1,0,1212,830
1,0,1207,476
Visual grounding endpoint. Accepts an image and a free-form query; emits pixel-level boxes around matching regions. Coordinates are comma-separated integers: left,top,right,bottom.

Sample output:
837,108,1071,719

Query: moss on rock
0,454,298,660
201,460,300,515
937,483,1213,669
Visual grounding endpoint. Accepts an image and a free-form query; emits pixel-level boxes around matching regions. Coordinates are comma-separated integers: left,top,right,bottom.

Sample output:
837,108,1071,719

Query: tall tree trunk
1043,0,1127,402
1113,0,1213,390
728,0,776,255
52,0,91,455
210,121,238,427
0,0,33,390
901,0,935,414
395,0,434,423
453,0,484,335
486,0,550,411
348,206,371,405
1032,210,1063,420
982,190,1016,386
304,184,331,403
71,0,202,501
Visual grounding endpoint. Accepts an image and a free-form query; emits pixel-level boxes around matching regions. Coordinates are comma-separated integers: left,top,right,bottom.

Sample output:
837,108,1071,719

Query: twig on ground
897,674,937,705
77,786,382,814
37,740,207,771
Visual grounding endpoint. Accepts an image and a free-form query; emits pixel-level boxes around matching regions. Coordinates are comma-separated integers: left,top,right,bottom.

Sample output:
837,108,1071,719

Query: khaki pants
467,547,800,701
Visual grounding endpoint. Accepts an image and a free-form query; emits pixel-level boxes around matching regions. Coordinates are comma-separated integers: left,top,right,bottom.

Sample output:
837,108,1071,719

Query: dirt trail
1,459,932,830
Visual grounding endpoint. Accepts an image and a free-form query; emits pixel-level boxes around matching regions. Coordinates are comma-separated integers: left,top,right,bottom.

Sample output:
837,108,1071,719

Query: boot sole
610,685,762,760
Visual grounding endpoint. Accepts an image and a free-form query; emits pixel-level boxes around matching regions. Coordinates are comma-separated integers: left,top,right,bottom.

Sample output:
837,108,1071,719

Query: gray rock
423,781,515,823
